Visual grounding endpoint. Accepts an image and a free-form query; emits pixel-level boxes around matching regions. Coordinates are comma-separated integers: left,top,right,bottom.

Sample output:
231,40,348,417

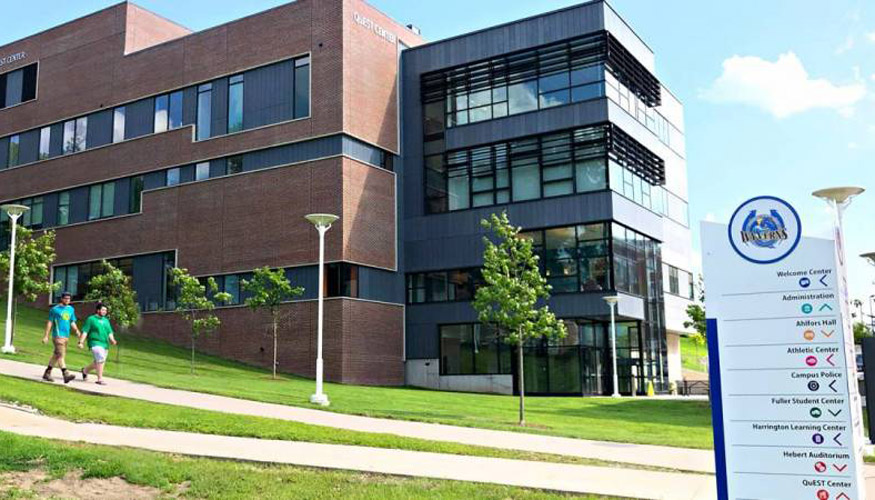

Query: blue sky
2,0,875,310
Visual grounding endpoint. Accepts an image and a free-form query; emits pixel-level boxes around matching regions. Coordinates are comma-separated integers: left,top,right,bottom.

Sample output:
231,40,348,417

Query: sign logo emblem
728,196,801,264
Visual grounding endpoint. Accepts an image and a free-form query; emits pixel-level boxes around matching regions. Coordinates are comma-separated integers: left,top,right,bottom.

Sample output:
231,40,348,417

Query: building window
53,257,135,302
38,127,51,160
113,106,126,143
154,91,184,134
0,63,38,110
294,56,310,119
7,135,19,167
154,95,168,133
228,74,244,133
195,162,210,181
523,223,612,293
197,83,212,140
326,263,359,298
129,176,144,213
57,191,70,226
668,266,679,295
19,197,43,229
406,268,482,304
440,323,511,375
226,156,243,175
63,116,87,154
663,264,693,300
88,182,115,221
166,167,180,186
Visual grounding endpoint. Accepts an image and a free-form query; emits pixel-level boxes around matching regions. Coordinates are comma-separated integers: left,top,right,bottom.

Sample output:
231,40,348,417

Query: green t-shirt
82,315,113,349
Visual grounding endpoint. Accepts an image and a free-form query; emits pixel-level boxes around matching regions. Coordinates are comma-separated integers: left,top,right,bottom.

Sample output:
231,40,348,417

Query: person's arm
77,317,89,348
43,320,53,344
109,333,117,346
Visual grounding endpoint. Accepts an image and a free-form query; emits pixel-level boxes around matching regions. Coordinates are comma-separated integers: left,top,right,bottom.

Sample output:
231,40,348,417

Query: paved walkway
0,404,717,500
0,358,713,473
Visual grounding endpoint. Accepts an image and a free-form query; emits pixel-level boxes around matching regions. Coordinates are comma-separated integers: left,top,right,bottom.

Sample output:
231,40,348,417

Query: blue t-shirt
49,305,77,338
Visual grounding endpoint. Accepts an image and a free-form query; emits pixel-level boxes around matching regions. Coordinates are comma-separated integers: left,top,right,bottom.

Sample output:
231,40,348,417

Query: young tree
242,267,304,379
473,212,566,426
684,274,707,346
854,322,872,345
85,261,141,368
170,268,231,374
0,227,58,337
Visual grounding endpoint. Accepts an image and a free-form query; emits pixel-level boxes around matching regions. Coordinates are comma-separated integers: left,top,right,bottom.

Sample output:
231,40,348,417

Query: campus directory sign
702,196,866,500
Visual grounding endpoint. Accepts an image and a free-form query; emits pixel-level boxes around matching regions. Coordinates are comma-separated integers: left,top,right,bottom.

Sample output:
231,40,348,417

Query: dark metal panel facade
244,60,294,130
17,129,39,165
125,98,154,139
87,109,113,149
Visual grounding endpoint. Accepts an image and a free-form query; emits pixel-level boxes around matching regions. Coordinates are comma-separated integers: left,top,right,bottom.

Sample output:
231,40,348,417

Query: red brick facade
0,1,422,385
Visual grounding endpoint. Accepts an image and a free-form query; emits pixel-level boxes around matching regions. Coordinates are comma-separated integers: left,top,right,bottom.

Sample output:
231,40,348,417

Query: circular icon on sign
728,196,802,264
810,407,822,418
814,461,827,473
808,381,820,391
812,433,825,445
802,303,814,314
805,356,818,367
817,490,830,500
804,330,816,341
800,277,811,288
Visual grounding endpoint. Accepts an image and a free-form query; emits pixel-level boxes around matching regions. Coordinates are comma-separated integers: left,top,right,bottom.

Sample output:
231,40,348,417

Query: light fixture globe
812,187,865,205
602,295,620,305
861,252,875,266
0,204,30,218
305,213,339,228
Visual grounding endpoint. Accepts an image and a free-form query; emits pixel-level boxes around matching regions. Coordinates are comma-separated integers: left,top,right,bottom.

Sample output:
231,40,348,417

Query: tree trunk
272,315,278,380
517,330,525,426
190,335,195,375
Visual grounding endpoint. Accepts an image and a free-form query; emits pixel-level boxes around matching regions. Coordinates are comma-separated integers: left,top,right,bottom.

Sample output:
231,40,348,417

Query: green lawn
0,431,617,500
0,374,657,470
680,336,708,374
2,306,713,449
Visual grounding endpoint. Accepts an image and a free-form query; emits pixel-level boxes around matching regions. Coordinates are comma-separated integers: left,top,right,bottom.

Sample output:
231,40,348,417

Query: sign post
702,195,866,500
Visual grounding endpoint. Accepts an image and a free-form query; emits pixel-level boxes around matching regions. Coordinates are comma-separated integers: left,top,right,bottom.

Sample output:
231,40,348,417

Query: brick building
0,0,695,394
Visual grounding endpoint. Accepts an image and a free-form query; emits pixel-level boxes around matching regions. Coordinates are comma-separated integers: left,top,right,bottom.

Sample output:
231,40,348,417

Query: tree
473,212,566,426
242,267,304,379
0,227,58,338
684,274,707,346
169,268,231,374
84,260,141,331
854,322,872,345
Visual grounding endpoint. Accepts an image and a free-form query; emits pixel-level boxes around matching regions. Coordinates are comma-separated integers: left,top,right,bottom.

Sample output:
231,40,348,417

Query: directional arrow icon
820,275,829,287
819,303,833,312
829,380,839,393
827,354,835,366
822,330,835,338
833,433,843,446
829,409,843,417
834,464,848,472
837,493,850,500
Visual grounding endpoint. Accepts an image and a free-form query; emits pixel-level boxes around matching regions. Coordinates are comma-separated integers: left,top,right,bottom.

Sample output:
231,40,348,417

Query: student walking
78,303,116,385
42,292,81,383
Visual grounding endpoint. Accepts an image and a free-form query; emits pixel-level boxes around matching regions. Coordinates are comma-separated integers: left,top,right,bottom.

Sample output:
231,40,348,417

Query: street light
305,213,339,406
603,295,621,398
1,204,30,354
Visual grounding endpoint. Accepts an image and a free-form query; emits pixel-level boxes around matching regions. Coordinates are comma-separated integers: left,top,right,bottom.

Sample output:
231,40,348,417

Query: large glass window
439,324,511,375
19,197,43,229
63,117,87,154
129,176,144,213
228,75,244,133
524,223,611,293
88,182,115,221
226,155,243,175
153,94,168,133
154,91,182,133
38,127,50,160
294,56,310,119
53,257,136,302
113,106,126,143
166,167,180,186
0,63,37,110
406,268,482,304
195,162,210,181
7,135,19,167
57,192,70,226
196,83,212,140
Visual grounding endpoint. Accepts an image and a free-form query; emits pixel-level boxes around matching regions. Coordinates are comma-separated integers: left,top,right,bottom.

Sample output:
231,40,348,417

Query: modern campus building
0,0,694,395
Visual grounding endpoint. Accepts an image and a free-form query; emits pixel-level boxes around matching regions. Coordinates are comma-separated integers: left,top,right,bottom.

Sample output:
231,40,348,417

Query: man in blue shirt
42,292,81,383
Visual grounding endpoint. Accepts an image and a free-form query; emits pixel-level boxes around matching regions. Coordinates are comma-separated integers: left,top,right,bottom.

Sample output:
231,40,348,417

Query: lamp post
305,213,339,406
1,204,29,355
603,295,621,398
812,187,864,254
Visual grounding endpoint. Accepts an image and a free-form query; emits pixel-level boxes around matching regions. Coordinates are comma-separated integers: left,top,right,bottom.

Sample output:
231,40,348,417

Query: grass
2,306,713,449
0,431,619,500
680,336,708,374
0,374,668,471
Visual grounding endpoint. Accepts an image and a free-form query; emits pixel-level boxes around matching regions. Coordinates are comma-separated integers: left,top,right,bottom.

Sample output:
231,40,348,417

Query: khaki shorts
52,337,68,358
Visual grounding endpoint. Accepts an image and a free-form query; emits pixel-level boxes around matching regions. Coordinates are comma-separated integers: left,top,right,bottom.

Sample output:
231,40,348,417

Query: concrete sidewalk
0,358,714,473
0,404,717,500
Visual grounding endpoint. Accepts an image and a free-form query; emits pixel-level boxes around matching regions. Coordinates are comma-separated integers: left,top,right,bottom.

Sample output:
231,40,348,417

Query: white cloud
701,52,866,118
836,35,854,54
866,32,875,43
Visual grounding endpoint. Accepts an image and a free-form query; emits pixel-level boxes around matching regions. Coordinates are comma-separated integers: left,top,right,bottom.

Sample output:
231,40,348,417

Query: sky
2,0,875,311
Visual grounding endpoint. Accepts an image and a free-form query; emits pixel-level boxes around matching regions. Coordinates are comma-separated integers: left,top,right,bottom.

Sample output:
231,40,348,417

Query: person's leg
95,362,105,382
44,339,62,381
55,339,74,383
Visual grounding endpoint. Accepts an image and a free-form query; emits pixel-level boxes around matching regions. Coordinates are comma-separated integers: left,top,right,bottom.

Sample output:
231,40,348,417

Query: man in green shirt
77,303,117,386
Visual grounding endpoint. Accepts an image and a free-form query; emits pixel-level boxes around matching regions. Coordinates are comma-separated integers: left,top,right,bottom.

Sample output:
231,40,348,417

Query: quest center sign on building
702,196,866,500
